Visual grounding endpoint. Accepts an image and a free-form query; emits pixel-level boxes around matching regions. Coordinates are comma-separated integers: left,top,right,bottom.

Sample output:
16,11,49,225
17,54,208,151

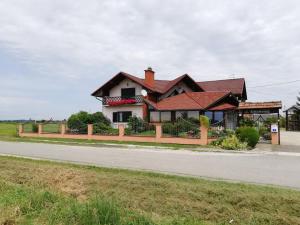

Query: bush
263,117,278,127
127,116,155,135
236,127,259,148
200,115,210,128
239,118,255,127
67,111,111,133
32,124,38,133
93,122,119,135
162,118,199,138
220,135,248,150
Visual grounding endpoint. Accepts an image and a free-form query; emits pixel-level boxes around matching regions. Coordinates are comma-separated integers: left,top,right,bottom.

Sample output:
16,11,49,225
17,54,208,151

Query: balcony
103,95,144,106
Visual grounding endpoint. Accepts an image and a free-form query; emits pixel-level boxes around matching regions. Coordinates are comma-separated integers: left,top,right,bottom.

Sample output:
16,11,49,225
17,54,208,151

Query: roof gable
92,72,203,97
92,71,246,99
91,72,156,97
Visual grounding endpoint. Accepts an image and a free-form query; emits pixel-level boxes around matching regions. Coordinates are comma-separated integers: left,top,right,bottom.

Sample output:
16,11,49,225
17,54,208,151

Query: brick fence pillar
38,124,43,135
155,124,162,139
19,124,24,135
61,124,66,135
271,123,279,145
87,124,93,139
118,124,125,137
200,126,208,145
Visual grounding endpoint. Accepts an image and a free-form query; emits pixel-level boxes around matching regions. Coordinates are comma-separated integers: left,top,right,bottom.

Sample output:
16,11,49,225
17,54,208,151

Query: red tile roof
238,101,282,110
92,72,245,98
197,78,245,95
144,91,234,111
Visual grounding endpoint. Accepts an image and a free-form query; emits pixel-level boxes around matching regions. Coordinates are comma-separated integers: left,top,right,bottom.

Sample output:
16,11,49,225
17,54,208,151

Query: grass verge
0,123,217,150
0,156,299,225
0,135,217,150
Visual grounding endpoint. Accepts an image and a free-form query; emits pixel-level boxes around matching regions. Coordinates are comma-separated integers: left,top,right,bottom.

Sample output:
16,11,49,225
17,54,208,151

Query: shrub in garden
200,115,210,128
67,111,111,133
239,118,255,127
162,122,177,136
220,135,248,150
236,127,259,148
162,118,199,137
127,116,155,135
259,126,271,140
263,117,278,127
93,123,119,135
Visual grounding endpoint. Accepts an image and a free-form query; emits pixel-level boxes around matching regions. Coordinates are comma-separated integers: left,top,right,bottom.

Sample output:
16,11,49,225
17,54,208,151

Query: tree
67,111,111,132
297,92,300,106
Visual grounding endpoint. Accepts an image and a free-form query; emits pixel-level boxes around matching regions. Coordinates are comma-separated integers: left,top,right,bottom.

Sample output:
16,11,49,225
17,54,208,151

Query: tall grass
0,181,156,225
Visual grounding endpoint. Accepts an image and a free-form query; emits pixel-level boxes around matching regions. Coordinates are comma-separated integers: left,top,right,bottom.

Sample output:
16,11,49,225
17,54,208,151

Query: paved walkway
0,141,300,189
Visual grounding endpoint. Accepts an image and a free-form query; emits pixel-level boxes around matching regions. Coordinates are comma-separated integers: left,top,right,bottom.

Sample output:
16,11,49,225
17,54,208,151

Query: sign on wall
271,124,278,133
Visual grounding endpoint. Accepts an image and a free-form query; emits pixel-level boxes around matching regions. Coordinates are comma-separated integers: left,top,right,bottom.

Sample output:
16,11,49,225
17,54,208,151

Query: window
161,112,171,122
112,111,132,122
121,88,135,99
176,111,188,119
150,111,160,122
204,111,224,125
204,111,213,121
214,112,224,123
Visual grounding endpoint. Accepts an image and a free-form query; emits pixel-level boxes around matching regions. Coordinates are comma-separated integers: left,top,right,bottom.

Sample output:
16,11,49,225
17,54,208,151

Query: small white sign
271,124,278,133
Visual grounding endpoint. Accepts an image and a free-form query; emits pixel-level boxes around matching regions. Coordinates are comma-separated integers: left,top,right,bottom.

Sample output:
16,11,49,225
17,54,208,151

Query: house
91,67,251,129
284,105,300,131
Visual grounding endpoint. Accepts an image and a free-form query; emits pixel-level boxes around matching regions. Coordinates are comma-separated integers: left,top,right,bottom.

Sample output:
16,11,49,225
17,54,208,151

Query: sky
1,0,300,120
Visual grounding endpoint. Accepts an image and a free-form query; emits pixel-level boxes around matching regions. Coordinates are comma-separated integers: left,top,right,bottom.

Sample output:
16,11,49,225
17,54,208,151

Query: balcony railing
103,95,144,106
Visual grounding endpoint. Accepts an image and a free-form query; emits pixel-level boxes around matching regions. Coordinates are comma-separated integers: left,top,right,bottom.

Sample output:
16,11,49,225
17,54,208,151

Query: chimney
144,67,155,87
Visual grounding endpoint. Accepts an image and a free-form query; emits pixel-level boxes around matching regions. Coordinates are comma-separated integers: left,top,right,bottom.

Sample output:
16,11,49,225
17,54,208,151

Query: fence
208,120,226,139
42,123,61,134
162,117,200,139
125,118,156,137
93,123,119,136
23,123,38,133
19,123,214,145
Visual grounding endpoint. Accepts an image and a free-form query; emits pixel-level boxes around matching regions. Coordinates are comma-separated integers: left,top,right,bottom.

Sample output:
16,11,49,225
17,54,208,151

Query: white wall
109,78,143,97
102,78,144,127
103,105,143,127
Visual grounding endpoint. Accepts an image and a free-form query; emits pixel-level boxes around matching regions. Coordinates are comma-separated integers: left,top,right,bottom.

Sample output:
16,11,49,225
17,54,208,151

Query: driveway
281,130,300,146
0,141,300,189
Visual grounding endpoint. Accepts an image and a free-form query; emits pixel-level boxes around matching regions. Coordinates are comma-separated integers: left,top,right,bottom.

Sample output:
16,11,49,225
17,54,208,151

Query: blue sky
1,0,300,120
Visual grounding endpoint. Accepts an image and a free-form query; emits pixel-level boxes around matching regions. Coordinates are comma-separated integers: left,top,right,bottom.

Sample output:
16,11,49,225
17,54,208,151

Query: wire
248,79,300,88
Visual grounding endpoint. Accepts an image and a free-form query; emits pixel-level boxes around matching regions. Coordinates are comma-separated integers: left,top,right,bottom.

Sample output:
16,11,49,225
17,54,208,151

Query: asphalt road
1,141,300,189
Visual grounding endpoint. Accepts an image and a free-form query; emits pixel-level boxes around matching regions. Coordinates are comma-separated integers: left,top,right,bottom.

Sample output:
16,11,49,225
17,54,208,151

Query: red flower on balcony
107,98,137,106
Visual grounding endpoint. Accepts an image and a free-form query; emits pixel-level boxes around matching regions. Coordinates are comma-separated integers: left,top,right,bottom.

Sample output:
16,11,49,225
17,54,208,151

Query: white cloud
0,0,300,118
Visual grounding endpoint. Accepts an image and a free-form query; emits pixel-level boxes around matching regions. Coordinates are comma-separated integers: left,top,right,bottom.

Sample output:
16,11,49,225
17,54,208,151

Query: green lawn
0,156,299,225
42,123,61,133
0,123,18,137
